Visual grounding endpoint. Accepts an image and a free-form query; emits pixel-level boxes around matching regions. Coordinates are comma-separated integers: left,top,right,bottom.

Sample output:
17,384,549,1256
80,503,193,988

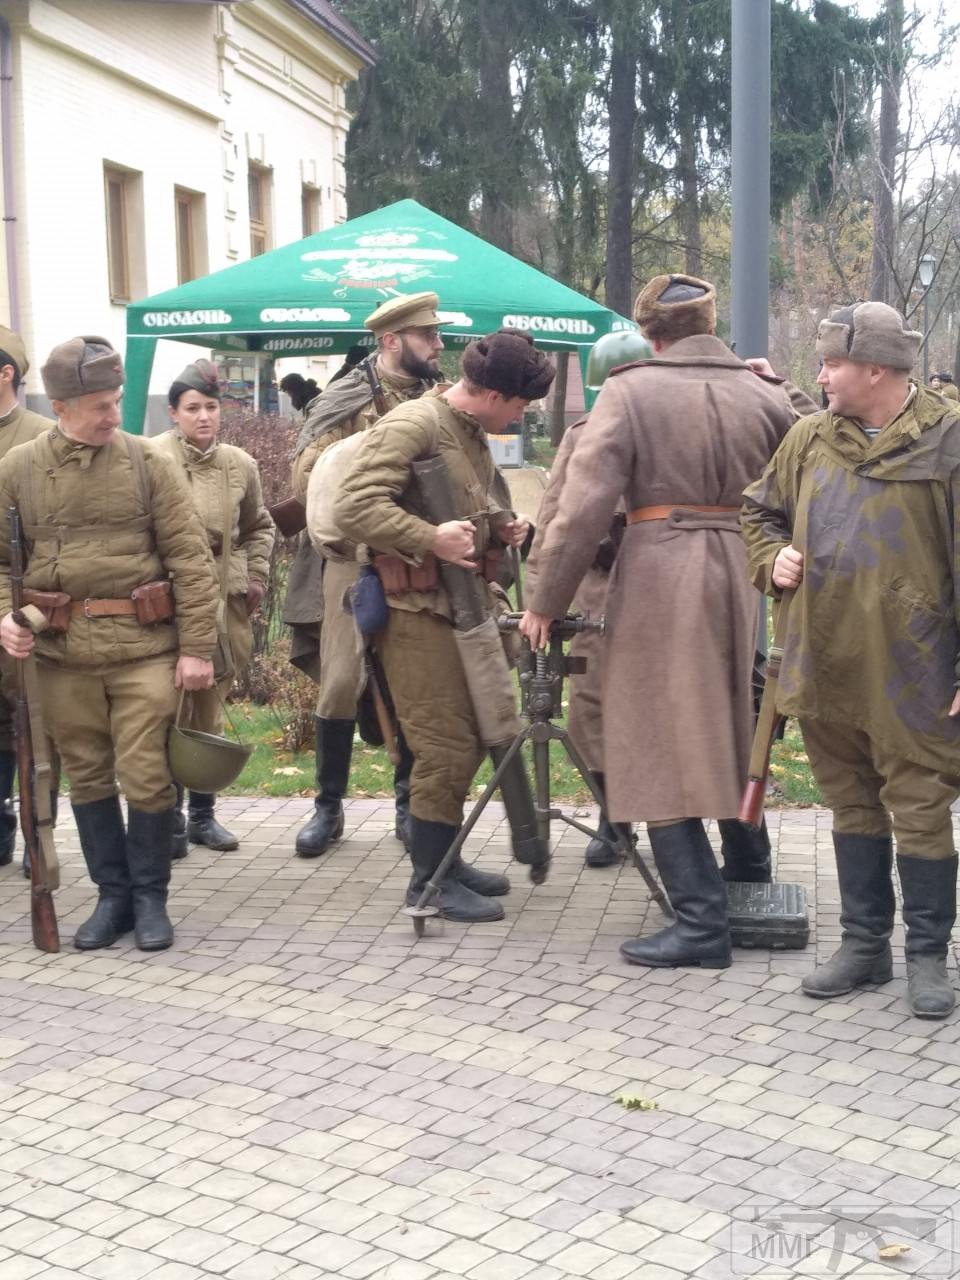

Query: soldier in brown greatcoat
0,326,55,868
284,294,443,858
0,337,219,952
521,275,804,969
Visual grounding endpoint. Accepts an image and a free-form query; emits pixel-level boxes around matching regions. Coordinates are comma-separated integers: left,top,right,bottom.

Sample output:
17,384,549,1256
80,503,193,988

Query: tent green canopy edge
123,198,636,432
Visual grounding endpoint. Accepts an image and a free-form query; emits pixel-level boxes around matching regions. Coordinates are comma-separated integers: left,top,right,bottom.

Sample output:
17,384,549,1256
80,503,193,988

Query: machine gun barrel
497,612,604,637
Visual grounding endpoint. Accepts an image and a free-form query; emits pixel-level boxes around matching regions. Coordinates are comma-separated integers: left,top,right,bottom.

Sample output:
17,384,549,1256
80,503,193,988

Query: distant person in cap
153,359,274,856
930,371,959,402
283,292,444,859
744,301,960,1019
521,274,808,970
335,330,554,921
0,337,219,952
0,325,57,869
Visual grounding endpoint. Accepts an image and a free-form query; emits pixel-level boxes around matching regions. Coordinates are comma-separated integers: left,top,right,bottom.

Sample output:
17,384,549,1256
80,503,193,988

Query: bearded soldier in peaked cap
284,292,444,858
0,336,219,952
743,301,960,1019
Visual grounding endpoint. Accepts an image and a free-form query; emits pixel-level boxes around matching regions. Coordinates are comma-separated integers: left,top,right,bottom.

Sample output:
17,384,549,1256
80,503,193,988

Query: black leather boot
620,820,732,968
0,750,16,867
584,774,632,868
802,833,895,998
126,808,175,951
393,732,414,853
718,817,772,883
296,717,353,857
72,795,134,950
898,853,958,1019
406,817,505,922
171,783,188,860
187,792,239,851
453,853,510,897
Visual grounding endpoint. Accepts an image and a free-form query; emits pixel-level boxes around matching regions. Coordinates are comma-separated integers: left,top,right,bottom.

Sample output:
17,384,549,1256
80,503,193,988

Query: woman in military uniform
154,361,275,853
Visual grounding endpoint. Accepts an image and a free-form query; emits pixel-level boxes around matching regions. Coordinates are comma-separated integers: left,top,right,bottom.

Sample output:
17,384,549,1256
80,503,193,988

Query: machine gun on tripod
403,611,670,936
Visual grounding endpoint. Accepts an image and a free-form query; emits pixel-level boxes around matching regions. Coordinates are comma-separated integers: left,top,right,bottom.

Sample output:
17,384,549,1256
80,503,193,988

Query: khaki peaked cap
41,336,125,401
0,325,29,378
816,301,921,372
365,292,441,337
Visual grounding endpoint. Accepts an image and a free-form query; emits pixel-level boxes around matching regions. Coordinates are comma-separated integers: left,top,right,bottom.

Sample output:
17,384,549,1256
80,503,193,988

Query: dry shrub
218,407,315,748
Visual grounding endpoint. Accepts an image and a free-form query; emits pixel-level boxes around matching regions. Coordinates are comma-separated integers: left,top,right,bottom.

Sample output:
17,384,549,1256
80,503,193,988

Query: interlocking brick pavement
0,800,959,1279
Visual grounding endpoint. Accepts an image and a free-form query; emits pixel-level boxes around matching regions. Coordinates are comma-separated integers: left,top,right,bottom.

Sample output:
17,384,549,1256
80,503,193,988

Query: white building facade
0,0,372,426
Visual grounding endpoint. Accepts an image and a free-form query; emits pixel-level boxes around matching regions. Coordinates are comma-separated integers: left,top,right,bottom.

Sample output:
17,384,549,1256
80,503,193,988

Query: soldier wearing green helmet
584,330,653,404
527,329,652,867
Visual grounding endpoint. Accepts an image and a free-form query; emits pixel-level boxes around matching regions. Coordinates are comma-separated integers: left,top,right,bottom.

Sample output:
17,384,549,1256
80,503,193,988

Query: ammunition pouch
130,580,176,626
373,548,503,597
22,590,71,632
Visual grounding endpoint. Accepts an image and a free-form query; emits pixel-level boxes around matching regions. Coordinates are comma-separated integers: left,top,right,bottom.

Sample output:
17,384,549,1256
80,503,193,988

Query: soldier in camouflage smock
742,301,960,1019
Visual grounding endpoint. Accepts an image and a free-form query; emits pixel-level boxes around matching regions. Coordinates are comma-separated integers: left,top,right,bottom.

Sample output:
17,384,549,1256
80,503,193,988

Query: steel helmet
585,330,653,393
167,695,253,791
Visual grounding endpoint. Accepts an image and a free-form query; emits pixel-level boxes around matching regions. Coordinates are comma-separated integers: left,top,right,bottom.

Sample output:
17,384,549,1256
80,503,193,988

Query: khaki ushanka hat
41,336,124,401
816,301,921,371
365,292,441,338
0,325,29,379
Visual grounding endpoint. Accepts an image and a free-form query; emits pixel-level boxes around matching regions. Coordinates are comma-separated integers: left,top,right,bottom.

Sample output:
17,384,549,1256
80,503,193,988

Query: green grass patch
225,699,818,806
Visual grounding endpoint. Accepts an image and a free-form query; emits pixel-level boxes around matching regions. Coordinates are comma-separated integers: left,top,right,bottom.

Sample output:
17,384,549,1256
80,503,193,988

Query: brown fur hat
461,329,555,400
634,273,717,341
41,336,124,401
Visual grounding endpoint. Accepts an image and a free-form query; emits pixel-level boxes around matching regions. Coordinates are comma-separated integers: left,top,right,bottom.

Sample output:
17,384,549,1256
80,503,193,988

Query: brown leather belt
627,504,739,524
69,598,138,619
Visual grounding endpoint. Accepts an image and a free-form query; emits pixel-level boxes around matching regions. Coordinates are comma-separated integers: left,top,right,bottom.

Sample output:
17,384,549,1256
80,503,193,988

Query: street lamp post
919,252,936,384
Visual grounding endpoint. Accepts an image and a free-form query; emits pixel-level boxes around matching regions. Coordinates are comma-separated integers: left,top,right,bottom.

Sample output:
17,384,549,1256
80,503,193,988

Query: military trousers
38,655,179,812
316,558,365,719
801,717,960,859
180,596,252,737
376,608,484,827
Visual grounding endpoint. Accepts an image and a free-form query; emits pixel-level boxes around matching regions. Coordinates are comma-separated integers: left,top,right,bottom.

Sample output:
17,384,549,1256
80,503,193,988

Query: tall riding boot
296,717,353,857
171,783,188,860
406,817,505,922
802,833,895,998
0,750,16,867
393,731,414,853
584,772,632,868
620,820,732,968
126,808,175,951
718,817,772,883
187,792,239,851
898,853,958,1019
72,795,134,950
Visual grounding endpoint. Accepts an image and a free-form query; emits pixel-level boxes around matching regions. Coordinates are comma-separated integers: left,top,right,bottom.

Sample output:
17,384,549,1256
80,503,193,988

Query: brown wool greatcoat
527,335,802,822
525,419,610,773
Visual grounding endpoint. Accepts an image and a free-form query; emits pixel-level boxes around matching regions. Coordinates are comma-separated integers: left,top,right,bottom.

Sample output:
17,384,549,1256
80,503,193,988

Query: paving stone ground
1,799,959,1280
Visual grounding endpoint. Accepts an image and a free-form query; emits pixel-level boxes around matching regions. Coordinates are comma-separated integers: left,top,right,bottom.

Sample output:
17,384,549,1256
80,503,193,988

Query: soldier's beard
398,339,441,383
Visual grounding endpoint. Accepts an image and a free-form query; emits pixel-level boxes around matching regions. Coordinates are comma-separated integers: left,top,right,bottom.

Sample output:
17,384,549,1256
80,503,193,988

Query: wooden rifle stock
9,506,59,953
738,589,793,830
365,651,400,766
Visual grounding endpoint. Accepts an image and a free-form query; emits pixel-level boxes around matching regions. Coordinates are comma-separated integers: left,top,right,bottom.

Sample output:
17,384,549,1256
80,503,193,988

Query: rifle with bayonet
9,506,59,953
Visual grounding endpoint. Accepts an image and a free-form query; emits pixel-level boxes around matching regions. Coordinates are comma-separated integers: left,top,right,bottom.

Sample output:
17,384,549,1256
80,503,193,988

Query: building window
248,166,272,257
104,164,145,303
302,184,321,237
175,187,207,284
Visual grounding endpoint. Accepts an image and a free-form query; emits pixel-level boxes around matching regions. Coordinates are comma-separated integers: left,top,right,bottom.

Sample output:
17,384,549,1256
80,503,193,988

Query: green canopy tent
123,198,636,432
